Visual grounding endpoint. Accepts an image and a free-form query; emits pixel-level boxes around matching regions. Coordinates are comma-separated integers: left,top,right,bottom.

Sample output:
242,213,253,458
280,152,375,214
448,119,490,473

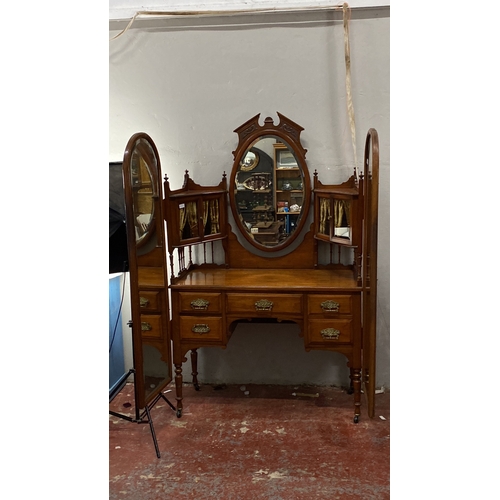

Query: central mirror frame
229,113,311,252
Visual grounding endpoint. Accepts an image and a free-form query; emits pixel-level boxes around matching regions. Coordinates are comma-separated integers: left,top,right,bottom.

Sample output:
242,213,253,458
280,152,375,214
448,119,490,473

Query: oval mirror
230,113,311,251
128,138,158,248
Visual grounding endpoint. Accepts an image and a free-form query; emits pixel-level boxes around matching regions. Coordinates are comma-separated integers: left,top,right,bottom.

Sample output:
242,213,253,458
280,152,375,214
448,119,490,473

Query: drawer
308,294,353,315
179,316,223,342
140,314,163,340
226,293,303,315
178,292,222,313
139,291,161,312
308,318,352,344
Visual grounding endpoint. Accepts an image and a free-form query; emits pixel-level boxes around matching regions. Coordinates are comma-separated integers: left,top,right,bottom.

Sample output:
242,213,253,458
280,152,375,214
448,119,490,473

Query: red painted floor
110,382,390,499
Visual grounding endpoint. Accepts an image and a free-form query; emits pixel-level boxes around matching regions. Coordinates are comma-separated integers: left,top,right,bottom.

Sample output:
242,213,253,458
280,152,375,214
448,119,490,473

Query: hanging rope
110,4,347,40
342,2,358,178
110,4,358,173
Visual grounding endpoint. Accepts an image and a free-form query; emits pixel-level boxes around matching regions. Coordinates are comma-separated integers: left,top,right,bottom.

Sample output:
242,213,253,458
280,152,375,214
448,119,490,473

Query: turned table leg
174,363,183,418
351,367,362,423
190,349,200,391
347,367,354,395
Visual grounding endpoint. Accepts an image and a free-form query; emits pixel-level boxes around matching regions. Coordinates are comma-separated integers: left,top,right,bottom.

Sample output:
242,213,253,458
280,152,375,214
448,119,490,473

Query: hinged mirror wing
122,132,172,412
313,169,363,285
229,113,311,252
163,170,228,280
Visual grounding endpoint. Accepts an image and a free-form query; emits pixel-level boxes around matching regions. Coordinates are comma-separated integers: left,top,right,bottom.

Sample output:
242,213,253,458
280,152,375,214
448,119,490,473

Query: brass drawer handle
140,296,150,308
255,299,273,311
141,322,153,331
320,300,340,312
320,328,340,340
190,298,210,311
191,324,211,334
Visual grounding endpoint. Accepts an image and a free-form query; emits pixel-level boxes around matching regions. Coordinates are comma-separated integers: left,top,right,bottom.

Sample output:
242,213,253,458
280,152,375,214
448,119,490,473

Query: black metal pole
144,404,161,458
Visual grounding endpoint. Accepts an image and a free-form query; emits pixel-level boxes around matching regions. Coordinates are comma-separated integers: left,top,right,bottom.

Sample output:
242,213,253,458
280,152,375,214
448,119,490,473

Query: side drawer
226,293,303,315
178,292,222,314
179,316,223,342
308,318,353,345
308,294,353,315
140,314,163,340
139,291,161,312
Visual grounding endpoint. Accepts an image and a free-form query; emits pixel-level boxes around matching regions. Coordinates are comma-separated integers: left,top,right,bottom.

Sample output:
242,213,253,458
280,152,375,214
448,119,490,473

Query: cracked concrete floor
109,382,390,499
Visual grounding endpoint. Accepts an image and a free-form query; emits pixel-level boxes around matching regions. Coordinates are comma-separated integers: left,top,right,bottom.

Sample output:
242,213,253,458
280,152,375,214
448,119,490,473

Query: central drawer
226,293,303,315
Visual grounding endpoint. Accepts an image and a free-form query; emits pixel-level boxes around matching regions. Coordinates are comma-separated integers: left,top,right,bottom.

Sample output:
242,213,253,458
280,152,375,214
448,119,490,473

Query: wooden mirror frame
229,113,311,252
122,132,172,411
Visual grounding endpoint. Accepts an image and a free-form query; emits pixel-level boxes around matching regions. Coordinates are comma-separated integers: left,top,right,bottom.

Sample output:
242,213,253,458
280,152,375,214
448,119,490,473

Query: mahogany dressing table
122,114,379,428
162,113,379,422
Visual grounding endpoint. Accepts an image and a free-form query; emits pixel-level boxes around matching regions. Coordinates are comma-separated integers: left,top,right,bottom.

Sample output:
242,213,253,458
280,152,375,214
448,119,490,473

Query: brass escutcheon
320,328,340,340
191,324,211,334
255,299,273,311
320,300,340,312
141,322,153,331
190,298,210,310
140,297,150,308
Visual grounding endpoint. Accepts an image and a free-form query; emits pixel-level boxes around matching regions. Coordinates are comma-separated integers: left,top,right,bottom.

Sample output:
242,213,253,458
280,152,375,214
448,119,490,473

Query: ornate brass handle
191,324,211,334
320,300,340,312
190,298,210,311
140,296,150,308
320,328,340,340
141,322,153,331
255,299,273,311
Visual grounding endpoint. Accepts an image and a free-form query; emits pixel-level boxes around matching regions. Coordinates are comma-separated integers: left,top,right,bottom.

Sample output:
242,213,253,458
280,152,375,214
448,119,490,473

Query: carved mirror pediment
229,113,311,251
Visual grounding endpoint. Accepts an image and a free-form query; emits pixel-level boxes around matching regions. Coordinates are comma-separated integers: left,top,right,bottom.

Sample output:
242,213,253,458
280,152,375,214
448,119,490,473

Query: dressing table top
170,267,360,292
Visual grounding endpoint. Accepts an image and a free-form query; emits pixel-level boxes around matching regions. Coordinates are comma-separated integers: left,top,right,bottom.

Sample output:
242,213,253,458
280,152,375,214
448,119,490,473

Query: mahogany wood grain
138,266,165,288
226,223,316,269
171,267,359,292
307,294,353,315
226,293,304,315
178,292,222,313
362,128,380,419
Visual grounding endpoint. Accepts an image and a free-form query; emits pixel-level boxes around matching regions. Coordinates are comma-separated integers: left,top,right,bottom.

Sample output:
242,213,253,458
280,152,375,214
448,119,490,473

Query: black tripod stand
109,369,176,458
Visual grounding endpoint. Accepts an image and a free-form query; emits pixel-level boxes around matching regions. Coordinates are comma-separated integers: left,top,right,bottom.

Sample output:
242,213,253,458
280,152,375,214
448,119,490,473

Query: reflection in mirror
318,197,351,241
179,201,199,240
240,150,259,171
333,199,351,239
130,139,156,246
318,197,331,237
177,198,222,241
203,199,221,235
234,136,304,248
143,344,171,400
